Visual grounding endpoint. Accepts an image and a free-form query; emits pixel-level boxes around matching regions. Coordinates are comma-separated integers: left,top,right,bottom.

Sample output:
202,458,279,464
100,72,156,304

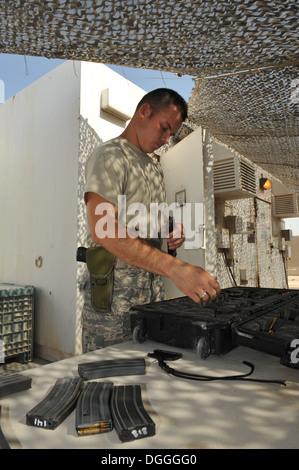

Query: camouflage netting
189,65,299,192
0,0,298,191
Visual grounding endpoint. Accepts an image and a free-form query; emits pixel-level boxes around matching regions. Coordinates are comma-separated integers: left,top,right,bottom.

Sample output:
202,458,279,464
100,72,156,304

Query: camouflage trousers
81,265,165,353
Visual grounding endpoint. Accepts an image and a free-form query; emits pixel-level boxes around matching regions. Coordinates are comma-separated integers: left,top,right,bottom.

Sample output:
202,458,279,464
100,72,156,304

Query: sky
0,53,298,235
0,53,195,103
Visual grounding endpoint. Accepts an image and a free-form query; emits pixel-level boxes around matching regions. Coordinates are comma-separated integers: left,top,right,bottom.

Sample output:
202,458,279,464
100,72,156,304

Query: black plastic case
130,287,297,359
232,289,299,364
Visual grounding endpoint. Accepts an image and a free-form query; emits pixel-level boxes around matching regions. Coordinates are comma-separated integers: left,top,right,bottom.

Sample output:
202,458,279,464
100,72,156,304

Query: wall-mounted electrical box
285,245,291,259
271,237,279,250
247,222,255,243
281,229,293,241
213,156,256,200
279,238,286,252
224,215,243,234
216,228,230,249
239,269,248,282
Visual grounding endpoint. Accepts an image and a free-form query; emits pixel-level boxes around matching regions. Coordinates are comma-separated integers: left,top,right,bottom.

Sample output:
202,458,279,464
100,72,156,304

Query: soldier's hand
167,222,185,251
170,262,220,304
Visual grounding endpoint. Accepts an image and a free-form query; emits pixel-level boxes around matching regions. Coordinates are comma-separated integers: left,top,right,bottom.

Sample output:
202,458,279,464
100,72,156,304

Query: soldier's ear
138,103,152,119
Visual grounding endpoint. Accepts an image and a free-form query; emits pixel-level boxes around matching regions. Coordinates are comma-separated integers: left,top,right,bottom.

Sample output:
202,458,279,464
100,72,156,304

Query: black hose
223,250,238,287
148,350,286,386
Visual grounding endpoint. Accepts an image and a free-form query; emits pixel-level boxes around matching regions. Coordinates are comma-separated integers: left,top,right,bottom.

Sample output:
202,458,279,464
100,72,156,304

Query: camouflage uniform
82,137,167,352
82,265,165,353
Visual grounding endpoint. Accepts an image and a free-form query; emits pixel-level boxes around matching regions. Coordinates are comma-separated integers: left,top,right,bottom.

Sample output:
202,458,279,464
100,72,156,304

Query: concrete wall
211,141,288,290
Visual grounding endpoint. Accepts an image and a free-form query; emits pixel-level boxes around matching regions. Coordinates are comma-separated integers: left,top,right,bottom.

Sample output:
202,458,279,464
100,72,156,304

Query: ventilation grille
273,193,299,217
213,159,236,192
213,157,256,199
240,160,256,194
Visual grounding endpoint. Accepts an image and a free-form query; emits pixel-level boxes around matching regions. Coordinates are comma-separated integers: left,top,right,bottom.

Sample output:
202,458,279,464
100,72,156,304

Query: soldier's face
137,104,182,154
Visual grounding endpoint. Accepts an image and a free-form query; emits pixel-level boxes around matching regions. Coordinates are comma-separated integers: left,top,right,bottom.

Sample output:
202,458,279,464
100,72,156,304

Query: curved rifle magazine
76,381,113,435
0,373,32,399
26,377,83,430
78,358,146,380
111,385,155,442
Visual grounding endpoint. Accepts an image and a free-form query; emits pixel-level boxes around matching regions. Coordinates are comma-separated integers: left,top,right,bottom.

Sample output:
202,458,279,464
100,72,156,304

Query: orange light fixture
260,177,272,190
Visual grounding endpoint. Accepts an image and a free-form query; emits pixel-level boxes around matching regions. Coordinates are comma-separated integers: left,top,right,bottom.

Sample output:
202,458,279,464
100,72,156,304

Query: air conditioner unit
213,156,256,200
273,193,299,218
101,87,135,121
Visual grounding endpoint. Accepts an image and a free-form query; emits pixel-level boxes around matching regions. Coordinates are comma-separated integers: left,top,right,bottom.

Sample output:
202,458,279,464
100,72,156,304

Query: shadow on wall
77,115,103,248
75,116,103,355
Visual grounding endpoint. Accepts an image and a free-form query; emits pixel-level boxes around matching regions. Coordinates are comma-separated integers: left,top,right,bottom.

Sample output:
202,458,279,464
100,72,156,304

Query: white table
1,340,299,449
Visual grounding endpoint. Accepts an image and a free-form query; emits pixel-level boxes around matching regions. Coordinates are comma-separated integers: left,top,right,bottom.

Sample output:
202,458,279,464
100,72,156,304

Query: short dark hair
136,88,188,122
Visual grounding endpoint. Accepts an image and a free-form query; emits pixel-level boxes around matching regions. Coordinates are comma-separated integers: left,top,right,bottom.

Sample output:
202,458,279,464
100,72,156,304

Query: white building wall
0,61,81,361
160,127,208,298
79,61,145,142
0,61,146,361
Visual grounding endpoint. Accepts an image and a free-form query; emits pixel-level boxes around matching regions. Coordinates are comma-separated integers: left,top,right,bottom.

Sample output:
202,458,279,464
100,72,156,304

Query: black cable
222,250,238,287
282,251,289,289
148,350,286,386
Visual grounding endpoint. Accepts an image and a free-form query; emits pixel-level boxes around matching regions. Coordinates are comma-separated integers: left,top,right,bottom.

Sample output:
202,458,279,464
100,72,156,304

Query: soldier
82,88,220,352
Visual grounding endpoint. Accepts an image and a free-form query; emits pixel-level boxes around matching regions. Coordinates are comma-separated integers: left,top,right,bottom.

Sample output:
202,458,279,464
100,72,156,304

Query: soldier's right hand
170,261,221,304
